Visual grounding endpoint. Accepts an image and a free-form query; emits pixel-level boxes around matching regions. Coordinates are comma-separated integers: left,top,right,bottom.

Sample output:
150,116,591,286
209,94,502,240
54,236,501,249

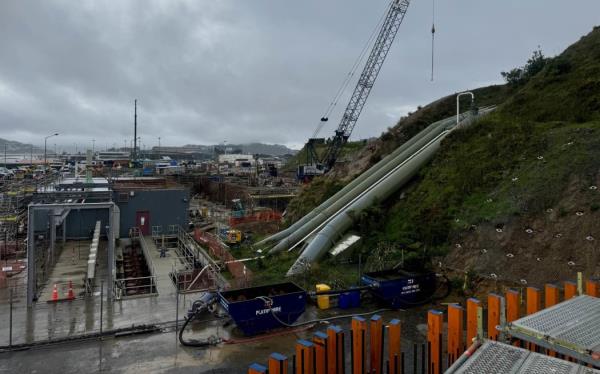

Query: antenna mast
133,99,137,160
431,0,436,81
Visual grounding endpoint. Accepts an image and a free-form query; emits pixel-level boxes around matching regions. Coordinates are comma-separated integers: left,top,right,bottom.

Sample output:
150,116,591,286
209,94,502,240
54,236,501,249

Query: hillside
277,26,600,287
0,138,42,153
183,142,297,156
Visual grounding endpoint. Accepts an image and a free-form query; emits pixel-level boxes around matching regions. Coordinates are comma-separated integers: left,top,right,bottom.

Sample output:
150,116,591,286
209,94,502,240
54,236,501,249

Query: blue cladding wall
114,188,189,237
65,209,109,238
34,208,108,238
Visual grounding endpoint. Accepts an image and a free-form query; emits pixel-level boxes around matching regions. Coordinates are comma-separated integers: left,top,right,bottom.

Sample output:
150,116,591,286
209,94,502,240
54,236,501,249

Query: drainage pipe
254,115,455,249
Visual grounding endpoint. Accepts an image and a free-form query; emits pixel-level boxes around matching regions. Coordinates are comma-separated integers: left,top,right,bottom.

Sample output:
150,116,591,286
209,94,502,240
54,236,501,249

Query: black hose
271,307,393,327
178,307,220,347
308,284,375,297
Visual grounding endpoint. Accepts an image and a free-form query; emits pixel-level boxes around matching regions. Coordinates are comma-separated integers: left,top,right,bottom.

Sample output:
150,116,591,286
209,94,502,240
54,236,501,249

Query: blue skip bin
361,269,436,309
218,282,307,336
338,288,361,309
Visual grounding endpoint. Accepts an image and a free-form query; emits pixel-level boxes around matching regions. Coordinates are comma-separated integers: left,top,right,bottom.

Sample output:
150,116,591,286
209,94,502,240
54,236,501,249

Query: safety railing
169,225,229,292
113,227,158,299
113,275,157,299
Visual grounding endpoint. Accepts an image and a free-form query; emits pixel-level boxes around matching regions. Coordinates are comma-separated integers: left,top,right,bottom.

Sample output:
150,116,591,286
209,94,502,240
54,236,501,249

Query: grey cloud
0,0,598,150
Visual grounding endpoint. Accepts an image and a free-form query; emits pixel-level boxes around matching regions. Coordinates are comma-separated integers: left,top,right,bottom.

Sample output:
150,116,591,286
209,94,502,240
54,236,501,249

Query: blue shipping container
361,269,436,309
218,282,307,336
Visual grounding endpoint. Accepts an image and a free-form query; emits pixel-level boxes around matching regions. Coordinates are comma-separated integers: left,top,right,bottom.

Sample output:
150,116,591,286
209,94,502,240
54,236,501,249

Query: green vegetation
234,244,361,289
257,27,600,285
378,27,600,256
501,48,549,86
284,177,346,223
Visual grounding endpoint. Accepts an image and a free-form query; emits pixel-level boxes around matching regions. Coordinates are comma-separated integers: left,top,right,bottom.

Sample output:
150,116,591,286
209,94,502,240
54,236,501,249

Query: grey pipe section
268,116,457,254
255,118,445,248
285,108,496,275
286,129,450,275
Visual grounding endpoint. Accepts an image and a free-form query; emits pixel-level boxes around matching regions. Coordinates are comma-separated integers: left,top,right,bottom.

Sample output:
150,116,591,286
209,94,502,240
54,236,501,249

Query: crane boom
322,0,410,171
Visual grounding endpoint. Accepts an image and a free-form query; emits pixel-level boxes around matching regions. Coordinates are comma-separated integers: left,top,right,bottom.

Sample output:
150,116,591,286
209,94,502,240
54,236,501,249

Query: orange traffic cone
51,284,59,301
67,280,75,300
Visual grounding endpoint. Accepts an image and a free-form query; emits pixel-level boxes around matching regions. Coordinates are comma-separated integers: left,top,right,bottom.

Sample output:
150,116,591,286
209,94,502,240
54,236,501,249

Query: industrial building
24,176,191,305
32,177,189,239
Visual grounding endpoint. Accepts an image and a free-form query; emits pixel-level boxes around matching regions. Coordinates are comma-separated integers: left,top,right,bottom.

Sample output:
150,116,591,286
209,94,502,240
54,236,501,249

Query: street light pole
44,133,59,172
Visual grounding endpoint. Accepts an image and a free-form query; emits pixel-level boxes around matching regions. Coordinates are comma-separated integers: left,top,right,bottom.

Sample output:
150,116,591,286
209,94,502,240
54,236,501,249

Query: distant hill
238,143,298,156
0,138,41,153
182,142,298,156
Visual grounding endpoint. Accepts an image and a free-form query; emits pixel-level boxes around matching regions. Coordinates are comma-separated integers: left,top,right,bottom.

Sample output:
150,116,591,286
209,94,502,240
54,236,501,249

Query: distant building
218,154,255,166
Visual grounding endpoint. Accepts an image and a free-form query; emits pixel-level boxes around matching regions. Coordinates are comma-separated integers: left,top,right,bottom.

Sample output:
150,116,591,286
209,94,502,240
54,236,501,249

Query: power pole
133,99,137,160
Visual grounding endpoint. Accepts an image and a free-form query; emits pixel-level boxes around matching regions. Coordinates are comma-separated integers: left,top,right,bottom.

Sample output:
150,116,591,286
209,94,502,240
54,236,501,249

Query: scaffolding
168,225,228,292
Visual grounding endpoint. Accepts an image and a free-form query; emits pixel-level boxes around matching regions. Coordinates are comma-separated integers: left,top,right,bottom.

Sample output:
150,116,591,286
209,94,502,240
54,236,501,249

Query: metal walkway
453,341,599,374
505,295,600,365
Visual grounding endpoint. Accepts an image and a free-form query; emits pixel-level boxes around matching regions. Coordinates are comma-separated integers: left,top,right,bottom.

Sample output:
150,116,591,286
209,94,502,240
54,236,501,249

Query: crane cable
311,1,392,139
431,0,436,82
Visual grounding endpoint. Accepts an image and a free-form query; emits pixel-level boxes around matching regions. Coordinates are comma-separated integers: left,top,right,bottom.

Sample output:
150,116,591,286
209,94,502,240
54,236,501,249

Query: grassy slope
254,27,600,287
379,27,600,278
284,84,515,225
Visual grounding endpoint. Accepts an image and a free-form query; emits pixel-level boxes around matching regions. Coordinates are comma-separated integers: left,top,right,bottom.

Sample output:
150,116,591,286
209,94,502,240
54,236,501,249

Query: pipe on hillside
266,116,457,254
286,130,451,276
255,115,459,249
285,106,496,275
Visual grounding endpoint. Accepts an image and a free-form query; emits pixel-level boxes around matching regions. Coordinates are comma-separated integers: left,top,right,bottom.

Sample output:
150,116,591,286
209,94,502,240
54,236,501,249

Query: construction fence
247,276,600,373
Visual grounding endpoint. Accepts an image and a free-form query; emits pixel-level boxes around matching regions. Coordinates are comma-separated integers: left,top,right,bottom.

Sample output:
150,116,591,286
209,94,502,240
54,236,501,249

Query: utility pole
44,133,59,172
133,99,137,160
4,143,6,168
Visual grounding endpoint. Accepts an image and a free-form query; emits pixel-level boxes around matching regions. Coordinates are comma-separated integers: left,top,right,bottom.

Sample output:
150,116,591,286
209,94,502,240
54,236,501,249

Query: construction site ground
0,307,428,373
0,237,198,347
37,239,102,302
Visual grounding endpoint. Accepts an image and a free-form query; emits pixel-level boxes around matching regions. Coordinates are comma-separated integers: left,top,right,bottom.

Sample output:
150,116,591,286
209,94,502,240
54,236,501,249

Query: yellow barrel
316,284,331,310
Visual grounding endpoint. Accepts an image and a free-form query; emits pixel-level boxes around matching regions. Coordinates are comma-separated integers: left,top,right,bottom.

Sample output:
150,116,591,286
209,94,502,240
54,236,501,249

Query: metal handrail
114,275,157,298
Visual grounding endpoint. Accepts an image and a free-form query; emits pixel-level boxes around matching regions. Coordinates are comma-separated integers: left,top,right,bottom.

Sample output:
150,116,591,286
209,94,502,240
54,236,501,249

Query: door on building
136,211,150,235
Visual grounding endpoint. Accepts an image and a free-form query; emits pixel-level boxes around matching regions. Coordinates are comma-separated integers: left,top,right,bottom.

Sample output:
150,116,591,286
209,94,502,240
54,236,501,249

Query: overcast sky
0,1,599,151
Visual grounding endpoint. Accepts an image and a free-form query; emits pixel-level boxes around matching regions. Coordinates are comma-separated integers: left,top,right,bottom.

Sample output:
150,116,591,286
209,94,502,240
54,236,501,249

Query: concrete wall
115,188,189,237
